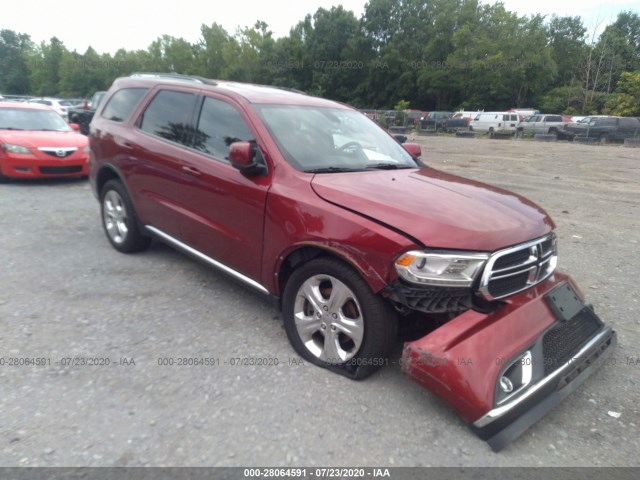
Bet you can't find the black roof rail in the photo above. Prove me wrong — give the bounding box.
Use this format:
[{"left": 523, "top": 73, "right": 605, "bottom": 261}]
[{"left": 129, "top": 72, "right": 217, "bottom": 86}]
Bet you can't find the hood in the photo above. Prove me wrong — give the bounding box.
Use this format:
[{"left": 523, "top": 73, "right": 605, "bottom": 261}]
[
  {"left": 311, "top": 167, "right": 554, "bottom": 252},
  {"left": 0, "top": 130, "right": 88, "bottom": 149}
]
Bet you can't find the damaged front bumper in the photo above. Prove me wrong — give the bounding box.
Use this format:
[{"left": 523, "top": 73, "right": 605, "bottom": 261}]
[{"left": 400, "top": 273, "right": 616, "bottom": 451}]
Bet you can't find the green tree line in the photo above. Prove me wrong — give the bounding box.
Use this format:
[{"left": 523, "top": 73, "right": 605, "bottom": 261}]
[{"left": 1, "top": 0, "right": 639, "bottom": 115}]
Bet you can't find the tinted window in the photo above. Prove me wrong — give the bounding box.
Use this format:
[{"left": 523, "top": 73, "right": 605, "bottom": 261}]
[
  {"left": 619, "top": 118, "right": 640, "bottom": 129},
  {"left": 596, "top": 118, "right": 616, "bottom": 127},
  {"left": 102, "top": 88, "right": 148, "bottom": 123},
  {"left": 546, "top": 115, "right": 563, "bottom": 122},
  {"left": 194, "top": 97, "right": 254, "bottom": 159},
  {"left": 139, "top": 90, "right": 197, "bottom": 145}
]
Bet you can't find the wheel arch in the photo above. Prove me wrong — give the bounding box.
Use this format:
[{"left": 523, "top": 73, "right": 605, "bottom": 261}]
[
  {"left": 95, "top": 164, "right": 125, "bottom": 199},
  {"left": 275, "top": 244, "right": 387, "bottom": 306},
  {"left": 96, "top": 165, "right": 148, "bottom": 235}
]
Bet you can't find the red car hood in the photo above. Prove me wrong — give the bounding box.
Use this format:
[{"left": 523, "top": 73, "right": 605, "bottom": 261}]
[
  {"left": 311, "top": 167, "right": 554, "bottom": 251},
  {"left": 0, "top": 130, "right": 88, "bottom": 148}
]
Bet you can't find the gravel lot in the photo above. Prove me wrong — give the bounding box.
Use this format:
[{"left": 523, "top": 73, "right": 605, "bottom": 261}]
[{"left": 0, "top": 136, "right": 639, "bottom": 467}]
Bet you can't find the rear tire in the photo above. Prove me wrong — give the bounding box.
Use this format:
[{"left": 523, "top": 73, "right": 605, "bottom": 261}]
[
  {"left": 100, "top": 180, "right": 151, "bottom": 253},
  {"left": 282, "top": 257, "right": 398, "bottom": 380}
]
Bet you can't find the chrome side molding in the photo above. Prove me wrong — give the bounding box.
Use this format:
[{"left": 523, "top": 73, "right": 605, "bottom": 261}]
[{"left": 145, "top": 225, "right": 269, "bottom": 295}]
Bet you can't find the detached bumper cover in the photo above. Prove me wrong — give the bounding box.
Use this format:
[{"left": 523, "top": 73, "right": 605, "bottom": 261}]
[
  {"left": 472, "top": 325, "right": 615, "bottom": 451},
  {"left": 401, "top": 273, "right": 616, "bottom": 451}
]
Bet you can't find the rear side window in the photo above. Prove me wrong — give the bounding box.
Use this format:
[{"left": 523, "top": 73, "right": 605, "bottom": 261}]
[
  {"left": 102, "top": 88, "right": 148, "bottom": 122},
  {"left": 546, "top": 115, "right": 563, "bottom": 122},
  {"left": 619, "top": 118, "right": 640, "bottom": 129},
  {"left": 194, "top": 97, "right": 254, "bottom": 160},
  {"left": 597, "top": 118, "right": 616, "bottom": 127},
  {"left": 139, "top": 90, "right": 197, "bottom": 145}
]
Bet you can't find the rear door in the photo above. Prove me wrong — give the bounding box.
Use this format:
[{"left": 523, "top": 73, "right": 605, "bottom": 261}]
[{"left": 127, "top": 87, "right": 200, "bottom": 239}]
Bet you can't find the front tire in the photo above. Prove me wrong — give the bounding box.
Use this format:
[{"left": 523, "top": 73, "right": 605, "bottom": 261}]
[
  {"left": 100, "top": 180, "right": 151, "bottom": 253},
  {"left": 282, "top": 257, "right": 398, "bottom": 379}
]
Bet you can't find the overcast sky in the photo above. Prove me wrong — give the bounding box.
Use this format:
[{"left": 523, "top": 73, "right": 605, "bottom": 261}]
[{"left": 4, "top": 0, "right": 639, "bottom": 55}]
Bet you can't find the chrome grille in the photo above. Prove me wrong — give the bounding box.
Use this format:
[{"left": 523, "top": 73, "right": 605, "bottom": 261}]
[{"left": 479, "top": 234, "right": 557, "bottom": 300}]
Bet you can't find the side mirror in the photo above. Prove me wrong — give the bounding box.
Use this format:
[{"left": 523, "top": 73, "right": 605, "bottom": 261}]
[
  {"left": 69, "top": 123, "right": 80, "bottom": 132},
  {"left": 229, "top": 141, "right": 267, "bottom": 176},
  {"left": 402, "top": 142, "right": 422, "bottom": 159}
]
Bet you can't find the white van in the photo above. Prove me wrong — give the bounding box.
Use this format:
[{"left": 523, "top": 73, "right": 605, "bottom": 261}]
[{"left": 470, "top": 112, "right": 520, "bottom": 136}]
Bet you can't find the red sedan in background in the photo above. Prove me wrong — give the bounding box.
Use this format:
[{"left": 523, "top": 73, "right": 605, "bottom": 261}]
[{"left": 0, "top": 101, "right": 89, "bottom": 181}]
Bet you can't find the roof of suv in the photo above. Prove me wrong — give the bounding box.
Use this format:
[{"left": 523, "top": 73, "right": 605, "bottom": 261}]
[{"left": 113, "top": 73, "right": 343, "bottom": 108}]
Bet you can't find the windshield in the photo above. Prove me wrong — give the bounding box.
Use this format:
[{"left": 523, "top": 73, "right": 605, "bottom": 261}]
[
  {"left": 0, "top": 108, "right": 72, "bottom": 131},
  {"left": 254, "top": 105, "right": 418, "bottom": 172}
]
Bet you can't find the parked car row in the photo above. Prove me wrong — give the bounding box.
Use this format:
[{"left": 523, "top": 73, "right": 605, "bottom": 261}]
[{"left": 421, "top": 110, "right": 640, "bottom": 143}]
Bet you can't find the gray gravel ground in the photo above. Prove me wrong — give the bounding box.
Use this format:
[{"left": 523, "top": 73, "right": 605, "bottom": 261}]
[{"left": 0, "top": 136, "right": 639, "bottom": 467}]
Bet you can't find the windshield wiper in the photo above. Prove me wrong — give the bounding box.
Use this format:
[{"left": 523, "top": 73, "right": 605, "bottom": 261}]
[
  {"left": 304, "top": 166, "right": 364, "bottom": 173},
  {"left": 365, "top": 163, "right": 413, "bottom": 170},
  {"left": 0, "top": 127, "right": 25, "bottom": 130}
]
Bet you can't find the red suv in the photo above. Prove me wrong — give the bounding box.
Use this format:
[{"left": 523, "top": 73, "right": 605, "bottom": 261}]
[{"left": 89, "top": 73, "right": 615, "bottom": 451}]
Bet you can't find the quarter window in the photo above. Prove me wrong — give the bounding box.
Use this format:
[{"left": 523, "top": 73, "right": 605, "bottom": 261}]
[
  {"left": 194, "top": 97, "right": 254, "bottom": 160},
  {"left": 139, "top": 90, "right": 197, "bottom": 145},
  {"left": 102, "top": 88, "right": 148, "bottom": 123}
]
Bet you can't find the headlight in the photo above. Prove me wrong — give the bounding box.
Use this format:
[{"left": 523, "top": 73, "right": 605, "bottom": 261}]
[
  {"left": 2, "top": 143, "right": 31, "bottom": 154},
  {"left": 395, "top": 251, "right": 489, "bottom": 287},
  {"left": 83, "top": 146, "right": 90, "bottom": 153}
]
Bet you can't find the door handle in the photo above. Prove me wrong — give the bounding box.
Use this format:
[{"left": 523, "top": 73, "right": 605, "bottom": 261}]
[{"left": 182, "top": 166, "right": 202, "bottom": 177}]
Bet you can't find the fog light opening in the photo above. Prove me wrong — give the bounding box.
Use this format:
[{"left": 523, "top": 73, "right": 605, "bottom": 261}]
[
  {"left": 500, "top": 376, "right": 514, "bottom": 393},
  {"left": 496, "top": 350, "right": 533, "bottom": 405}
]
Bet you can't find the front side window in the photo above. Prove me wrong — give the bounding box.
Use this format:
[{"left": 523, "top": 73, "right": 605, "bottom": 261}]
[
  {"left": 193, "top": 97, "right": 254, "bottom": 160},
  {"left": 102, "top": 88, "right": 148, "bottom": 123},
  {"left": 255, "top": 105, "right": 418, "bottom": 172},
  {"left": 139, "top": 90, "right": 197, "bottom": 145}
]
